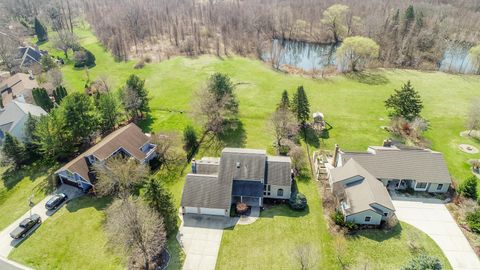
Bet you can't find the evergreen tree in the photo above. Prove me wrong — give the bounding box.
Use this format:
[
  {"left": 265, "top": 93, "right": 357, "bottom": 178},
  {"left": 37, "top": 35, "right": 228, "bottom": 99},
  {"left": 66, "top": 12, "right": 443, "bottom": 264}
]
[
  {"left": 183, "top": 125, "right": 198, "bottom": 160},
  {"left": 34, "top": 17, "right": 48, "bottom": 42},
  {"left": 32, "top": 88, "right": 54, "bottom": 112},
  {"left": 207, "top": 73, "right": 238, "bottom": 115},
  {"left": 278, "top": 90, "right": 290, "bottom": 110},
  {"left": 96, "top": 92, "right": 121, "bottom": 133},
  {"left": 144, "top": 178, "right": 178, "bottom": 235},
  {"left": 460, "top": 176, "right": 478, "bottom": 200},
  {"left": 120, "top": 74, "right": 149, "bottom": 120},
  {"left": 24, "top": 113, "right": 39, "bottom": 143},
  {"left": 385, "top": 81, "right": 423, "bottom": 121},
  {"left": 34, "top": 109, "right": 74, "bottom": 159},
  {"left": 41, "top": 56, "right": 56, "bottom": 71},
  {"left": 53, "top": 85, "right": 68, "bottom": 104},
  {"left": 405, "top": 5, "right": 415, "bottom": 23},
  {"left": 291, "top": 86, "right": 310, "bottom": 126},
  {"left": 61, "top": 92, "right": 99, "bottom": 144},
  {"left": 2, "top": 133, "right": 27, "bottom": 167}
]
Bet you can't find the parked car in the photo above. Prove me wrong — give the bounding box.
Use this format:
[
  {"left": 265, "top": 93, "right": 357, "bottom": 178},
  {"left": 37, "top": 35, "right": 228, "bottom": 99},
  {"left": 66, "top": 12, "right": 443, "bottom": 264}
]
[
  {"left": 45, "top": 193, "right": 68, "bottom": 210},
  {"left": 9, "top": 214, "right": 42, "bottom": 239}
]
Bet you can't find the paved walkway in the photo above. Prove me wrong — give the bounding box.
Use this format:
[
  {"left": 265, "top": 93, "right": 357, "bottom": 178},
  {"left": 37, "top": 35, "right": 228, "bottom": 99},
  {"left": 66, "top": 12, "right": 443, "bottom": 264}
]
[
  {"left": 392, "top": 198, "right": 480, "bottom": 270},
  {"left": 0, "top": 185, "right": 83, "bottom": 258}
]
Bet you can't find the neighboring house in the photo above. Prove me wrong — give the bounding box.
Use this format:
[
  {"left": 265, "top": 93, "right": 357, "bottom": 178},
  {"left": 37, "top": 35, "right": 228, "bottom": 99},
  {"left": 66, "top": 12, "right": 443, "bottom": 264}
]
[
  {"left": 325, "top": 141, "right": 452, "bottom": 225},
  {"left": 17, "top": 46, "right": 45, "bottom": 68},
  {"left": 0, "top": 100, "right": 46, "bottom": 142},
  {"left": 329, "top": 159, "right": 395, "bottom": 225},
  {"left": 181, "top": 148, "right": 293, "bottom": 216},
  {"left": 0, "top": 73, "right": 44, "bottom": 106},
  {"left": 54, "top": 123, "right": 157, "bottom": 192}
]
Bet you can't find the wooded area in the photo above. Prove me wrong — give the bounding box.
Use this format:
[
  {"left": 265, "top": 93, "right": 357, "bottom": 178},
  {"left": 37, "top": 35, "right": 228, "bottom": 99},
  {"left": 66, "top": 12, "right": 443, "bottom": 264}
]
[{"left": 2, "top": 0, "right": 480, "bottom": 69}]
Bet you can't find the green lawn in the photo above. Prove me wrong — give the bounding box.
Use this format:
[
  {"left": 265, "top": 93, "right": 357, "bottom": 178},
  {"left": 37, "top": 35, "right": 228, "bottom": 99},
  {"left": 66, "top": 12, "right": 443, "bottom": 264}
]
[
  {"left": 346, "top": 222, "right": 452, "bottom": 269},
  {"left": 0, "top": 163, "right": 54, "bottom": 231},
  {"left": 217, "top": 179, "right": 337, "bottom": 269},
  {"left": 9, "top": 197, "right": 124, "bottom": 270},
  {"left": 16, "top": 25, "right": 480, "bottom": 269}
]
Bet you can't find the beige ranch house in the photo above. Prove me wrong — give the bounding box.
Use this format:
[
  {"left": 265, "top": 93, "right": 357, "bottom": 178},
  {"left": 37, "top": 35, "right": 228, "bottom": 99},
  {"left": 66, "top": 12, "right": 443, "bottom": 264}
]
[
  {"left": 326, "top": 141, "right": 452, "bottom": 225},
  {"left": 181, "top": 148, "right": 293, "bottom": 216}
]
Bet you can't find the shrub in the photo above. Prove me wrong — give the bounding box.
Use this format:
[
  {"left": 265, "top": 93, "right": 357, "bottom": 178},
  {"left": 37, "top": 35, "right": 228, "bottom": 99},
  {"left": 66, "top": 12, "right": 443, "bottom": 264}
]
[
  {"left": 73, "top": 48, "right": 96, "bottom": 68},
  {"left": 400, "top": 254, "right": 442, "bottom": 270},
  {"left": 236, "top": 202, "right": 248, "bottom": 214},
  {"left": 459, "top": 176, "right": 478, "bottom": 200},
  {"left": 344, "top": 221, "right": 358, "bottom": 231},
  {"left": 289, "top": 192, "right": 307, "bottom": 210},
  {"left": 466, "top": 209, "right": 480, "bottom": 233},
  {"left": 331, "top": 211, "right": 345, "bottom": 226}
]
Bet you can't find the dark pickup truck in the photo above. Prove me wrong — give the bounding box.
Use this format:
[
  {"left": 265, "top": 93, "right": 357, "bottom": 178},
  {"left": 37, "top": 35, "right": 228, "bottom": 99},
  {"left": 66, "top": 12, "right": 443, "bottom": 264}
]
[{"left": 9, "top": 214, "right": 42, "bottom": 239}]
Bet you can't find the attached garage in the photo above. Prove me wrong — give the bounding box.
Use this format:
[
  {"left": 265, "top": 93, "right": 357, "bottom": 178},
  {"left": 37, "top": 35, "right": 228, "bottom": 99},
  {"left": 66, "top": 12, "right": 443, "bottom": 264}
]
[{"left": 183, "top": 206, "right": 227, "bottom": 216}]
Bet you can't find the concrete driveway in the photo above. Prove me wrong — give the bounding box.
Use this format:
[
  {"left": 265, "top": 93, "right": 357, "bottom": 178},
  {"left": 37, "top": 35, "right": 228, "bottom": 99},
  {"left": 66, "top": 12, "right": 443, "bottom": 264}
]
[
  {"left": 0, "top": 185, "right": 83, "bottom": 258},
  {"left": 392, "top": 198, "right": 480, "bottom": 270},
  {"left": 177, "top": 214, "right": 235, "bottom": 270}
]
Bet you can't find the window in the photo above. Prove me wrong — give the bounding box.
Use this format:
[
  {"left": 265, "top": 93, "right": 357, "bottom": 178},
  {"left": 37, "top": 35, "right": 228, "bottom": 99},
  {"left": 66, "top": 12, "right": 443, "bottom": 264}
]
[
  {"left": 437, "top": 184, "right": 444, "bottom": 191},
  {"left": 383, "top": 212, "right": 388, "bottom": 217},
  {"left": 277, "top": 188, "right": 284, "bottom": 197},
  {"left": 365, "top": 216, "right": 371, "bottom": 222},
  {"left": 416, "top": 182, "right": 428, "bottom": 189}
]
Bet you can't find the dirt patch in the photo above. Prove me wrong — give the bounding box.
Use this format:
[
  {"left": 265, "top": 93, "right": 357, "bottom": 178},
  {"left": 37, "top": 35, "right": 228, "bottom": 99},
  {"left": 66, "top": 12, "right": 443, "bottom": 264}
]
[
  {"left": 460, "top": 130, "right": 480, "bottom": 138},
  {"left": 459, "top": 144, "right": 479, "bottom": 154}
]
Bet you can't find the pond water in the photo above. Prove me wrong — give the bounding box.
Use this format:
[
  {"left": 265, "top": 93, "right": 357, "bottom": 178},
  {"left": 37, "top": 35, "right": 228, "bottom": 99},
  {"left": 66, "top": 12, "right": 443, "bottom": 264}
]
[
  {"left": 261, "top": 39, "right": 338, "bottom": 71},
  {"left": 439, "top": 44, "right": 477, "bottom": 74},
  {"left": 263, "top": 39, "right": 478, "bottom": 74}
]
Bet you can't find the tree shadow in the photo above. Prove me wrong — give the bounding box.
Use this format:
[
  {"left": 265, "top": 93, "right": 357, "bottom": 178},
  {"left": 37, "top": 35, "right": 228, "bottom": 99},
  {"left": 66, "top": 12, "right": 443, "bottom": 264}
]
[
  {"left": 217, "top": 119, "right": 246, "bottom": 148},
  {"left": 345, "top": 72, "right": 390, "bottom": 85},
  {"left": 137, "top": 113, "right": 157, "bottom": 133},
  {"left": 261, "top": 203, "right": 309, "bottom": 218},
  {"left": 348, "top": 222, "right": 403, "bottom": 242},
  {"left": 304, "top": 126, "right": 320, "bottom": 148},
  {"left": 1, "top": 161, "right": 57, "bottom": 190},
  {"left": 65, "top": 196, "right": 112, "bottom": 213}
]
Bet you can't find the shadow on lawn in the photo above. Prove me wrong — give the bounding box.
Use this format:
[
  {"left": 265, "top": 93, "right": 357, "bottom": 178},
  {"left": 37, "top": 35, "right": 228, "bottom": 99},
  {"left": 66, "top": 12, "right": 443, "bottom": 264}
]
[
  {"left": 2, "top": 162, "right": 57, "bottom": 191},
  {"left": 137, "top": 113, "right": 158, "bottom": 133},
  {"left": 66, "top": 196, "right": 112, "bottom": 213},
  {"left": 261, "top": 204, "right": 310, "bottom": 219},
  {"left": 348, "top": 222, "right": 403, "bottom": 242},
  {"left": 345, "top": 72, "right": 390, "bottom": 85},
  {"left": 217, "top": 119, "right": 247, "bottom": 148}
]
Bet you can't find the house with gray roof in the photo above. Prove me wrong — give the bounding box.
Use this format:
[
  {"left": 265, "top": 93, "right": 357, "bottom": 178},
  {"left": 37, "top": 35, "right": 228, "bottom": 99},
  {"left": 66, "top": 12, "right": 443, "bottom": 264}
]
[
  {"left": 17, "top": 46, "right": 45, "bottom": 68},
  {"left": 181, "top": 148, "right": 293, "bottom": 216},
  {"left": 0, "top": 100, "right": 47, "bottom": 142},
  {"left": 325, "top": 141, "right": 452, "bottom": 225}
]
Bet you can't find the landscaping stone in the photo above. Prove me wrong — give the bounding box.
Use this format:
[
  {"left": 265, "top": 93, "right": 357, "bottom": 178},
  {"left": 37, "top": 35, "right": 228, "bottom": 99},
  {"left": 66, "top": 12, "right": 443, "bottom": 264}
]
[{"left": 459, "top": 144, "right": 479, "bottom": 154}]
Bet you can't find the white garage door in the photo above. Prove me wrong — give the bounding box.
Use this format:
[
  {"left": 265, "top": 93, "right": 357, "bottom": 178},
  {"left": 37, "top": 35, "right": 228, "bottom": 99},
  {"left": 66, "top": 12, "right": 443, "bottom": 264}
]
[
  {"left": 200, "top": 208, "right": 225, "bottom": 216},
  {"left": 184, "top": 207, "right": 200, "bottom": 214}
]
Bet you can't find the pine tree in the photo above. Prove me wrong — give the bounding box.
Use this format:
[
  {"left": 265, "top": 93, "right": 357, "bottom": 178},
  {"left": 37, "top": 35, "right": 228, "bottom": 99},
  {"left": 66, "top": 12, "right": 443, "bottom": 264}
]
[
  {"left": 278, "top": 90, "right": 290, "bottom": 110},
  {"left": 61, "top": 92, "right": 99, "bottom": 144},
  {"left": 183, "top": 125, "right": 198, "bottom": 160},
  {"left": 53, "top": 85, "right": 68, "bottom": 104},
  {"left": 291, "top": 86, "right": 310, "bottom": 126},
  {"left": 385, "top": 81, "right": 423, "bottom": 121},
  {"left": 34, "top": 17, "right": 48, "bottom": 42},
  {"left": 24, "top": 113, "right": 38, "bottom": 143},
  {"left": 32, "top": 88, "right": 54, "bottom": 112},
  {"left": 96, "top": 92, "right": 121, "bottom": 133},
  {"left": 144, "top": 178, "right": 178, "bottom": 235},
  {"left": 2, "top": 133, "right": 27, "bottom": 167},
  {"left": 120, "top": 74, "right": 149, "bottom": 120}
]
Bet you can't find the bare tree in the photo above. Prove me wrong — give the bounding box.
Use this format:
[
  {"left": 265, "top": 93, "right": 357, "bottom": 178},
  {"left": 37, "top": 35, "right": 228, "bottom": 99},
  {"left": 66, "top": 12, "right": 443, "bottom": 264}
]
[
  {"left": 288, "top": 143, "right": 307, "bottom": 176},
  {"left": 292, "top": 244, "right": 318, "bottom": 270},
  {"left": 105, "top": 197, "right": 166, "bottom": 270},
  {"left": 93, "top": 156, "right": 149, "bottom": 199},
  {"left": 0, "top": 34, "right": 19, "bottom": 72},
  {"left": 271, "top": 108, "right": 299, "bottom": 153},
  {"left": 466, "top": 98, "right": 480, "bottom": 135},
  {"left": 150, "top": 132, "right": 184, "bottom": 169},
  {"left": 47, "top": 68, "right": 63, "bottom": 88},
  {"left": 52, "top": 30, "right": 79, "bottom": 59}
]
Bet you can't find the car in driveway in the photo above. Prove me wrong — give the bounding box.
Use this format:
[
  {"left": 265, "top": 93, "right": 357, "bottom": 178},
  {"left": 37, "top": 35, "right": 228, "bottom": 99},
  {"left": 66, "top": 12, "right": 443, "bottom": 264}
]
[
  {"left": 45, "top": 193, "right": 68, "bottom": 210},
  {"left": 9, "top": 214, "right": 42, "bottom": 239}
]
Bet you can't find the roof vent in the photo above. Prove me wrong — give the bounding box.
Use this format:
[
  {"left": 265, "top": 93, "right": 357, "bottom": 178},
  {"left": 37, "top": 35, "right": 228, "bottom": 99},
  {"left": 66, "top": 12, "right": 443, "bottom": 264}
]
[{"left": 383, "top": 139, "right": 393, "bottom": 147}]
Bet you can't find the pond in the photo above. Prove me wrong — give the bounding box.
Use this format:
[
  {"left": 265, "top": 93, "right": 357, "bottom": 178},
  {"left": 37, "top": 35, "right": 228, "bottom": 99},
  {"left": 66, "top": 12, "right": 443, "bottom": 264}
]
[
  {"left": 439, "top": 44, "right": 478, "bottom": 74},
  {"left": 261, "top": 39, "right": 338, "bottom": 71},
  {"left": 263, "top": 39, "right": 478, "bottom": 74}
]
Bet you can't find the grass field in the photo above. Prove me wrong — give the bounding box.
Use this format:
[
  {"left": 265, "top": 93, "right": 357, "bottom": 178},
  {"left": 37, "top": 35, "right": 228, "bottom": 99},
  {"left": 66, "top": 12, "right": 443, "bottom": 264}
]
[
  {"left": 346, "top": 222, "right": 451, "bottom": 269},
  {"left": 0, "top": 163, "right": 55, "bottom": 231},
  {"left": 12, "top": 25, "right": 479, "bottom": 269}
]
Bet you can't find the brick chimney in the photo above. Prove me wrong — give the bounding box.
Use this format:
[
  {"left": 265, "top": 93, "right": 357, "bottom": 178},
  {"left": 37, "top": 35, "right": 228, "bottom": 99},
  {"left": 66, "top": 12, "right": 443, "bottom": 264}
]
[
  {"left": 332, "top": 144, "right": 340, "bottom": 167},
  {"left": 191, "top": 159, "right": 197, "bottom": 173}
]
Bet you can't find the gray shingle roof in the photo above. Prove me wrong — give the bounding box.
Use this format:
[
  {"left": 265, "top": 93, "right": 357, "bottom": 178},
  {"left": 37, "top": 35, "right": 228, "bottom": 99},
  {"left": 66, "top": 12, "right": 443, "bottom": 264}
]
[
  {"left": 341, "top": 146, "right": 451, "bottom": 184},
  {"left": 331, "top": 159, "right": 395, "bottom": 215},
  {"left": 181, "top": 174, "right": 224, "bottom": 208},
  {"left": 232, "top": 180, "right": 264, "bottom": 197},
  {"left": 195, "top": 157, "right": 220, "bottom": 175},
  {"left": 266, "top": 156, "right": 292, "bottom": 186},
  {"left": 181, "top": 148, "right": 292, "bottom": 210}
]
